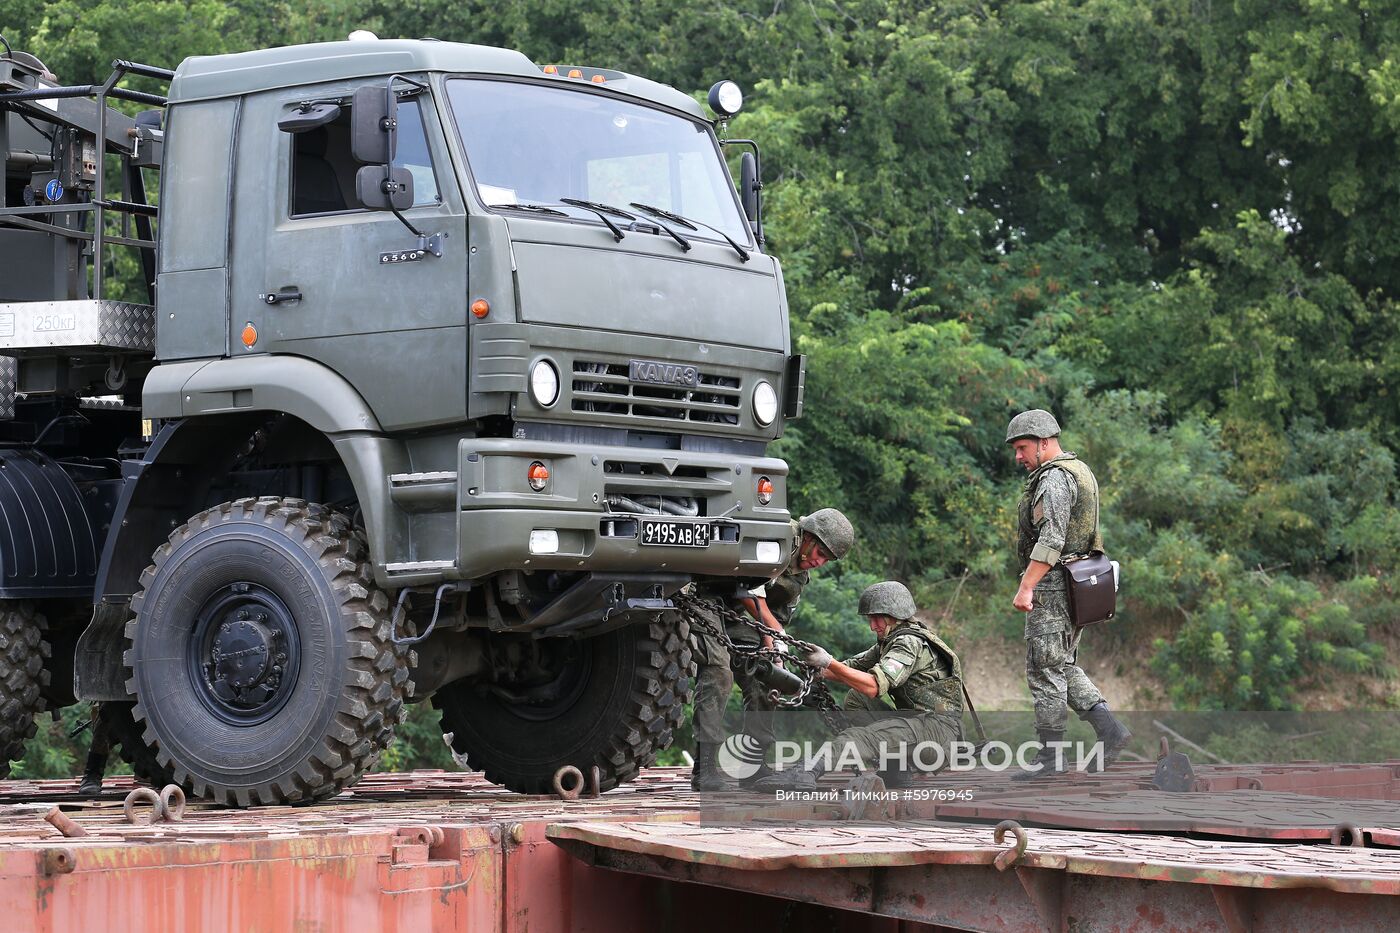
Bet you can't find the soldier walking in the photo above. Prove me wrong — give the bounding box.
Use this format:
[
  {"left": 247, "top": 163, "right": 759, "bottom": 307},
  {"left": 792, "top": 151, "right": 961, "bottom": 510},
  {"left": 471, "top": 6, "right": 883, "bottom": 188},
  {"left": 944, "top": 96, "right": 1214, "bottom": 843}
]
[
  {"left": 688, "top": 508, "right": 853, "bottom": 791},
  {"left": 1005, "top": 409, "right": 1130, "bottom": 779},
  {"left": 757, "top": 581, "right": 965, "bottom": 790}
]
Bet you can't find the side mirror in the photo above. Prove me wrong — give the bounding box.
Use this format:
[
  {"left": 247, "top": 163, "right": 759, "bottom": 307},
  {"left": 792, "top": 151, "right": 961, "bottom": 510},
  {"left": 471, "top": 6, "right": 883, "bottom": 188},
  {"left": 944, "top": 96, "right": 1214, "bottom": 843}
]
[
  {"left": 351, "top": 84, "right": 397, "bottom": 164},
  {"left": 355, "top": 165, "right": 414, "bottom": 211},
  {"left": 739, "top": 151, "right": 759, "bottom": 223},
  {"left": 278, "top": 102, "right": 340, "bottom": 134}
]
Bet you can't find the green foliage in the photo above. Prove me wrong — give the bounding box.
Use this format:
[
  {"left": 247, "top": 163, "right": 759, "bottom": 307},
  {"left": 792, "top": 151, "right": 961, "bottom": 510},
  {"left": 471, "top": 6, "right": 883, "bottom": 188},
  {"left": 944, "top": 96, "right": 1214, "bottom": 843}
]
[
  {"left": 0, "top": 0, "right": 1396, "bottom": 748},
  {"left": 372, "top": 702, "right": 458, "bottom": 773},
  {"left": 1152, "top": 569, "right": 1388, "bottom": 710}
]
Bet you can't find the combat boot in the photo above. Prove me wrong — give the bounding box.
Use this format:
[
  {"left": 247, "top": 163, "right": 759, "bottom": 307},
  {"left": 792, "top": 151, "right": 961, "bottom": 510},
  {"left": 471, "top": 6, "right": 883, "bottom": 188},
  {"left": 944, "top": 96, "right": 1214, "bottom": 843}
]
[
  {"left": 78, "top": 749, "right": 108, "bottom": 797},
  {"left": 1082, "top": 702, "right": 1132, "bottom": 771},
  {"left": 691, "top": 743, "right": 739, "bottom": 792},
  {"left": 1011, "top": 729, "right": 1069, "bottom": 781}
]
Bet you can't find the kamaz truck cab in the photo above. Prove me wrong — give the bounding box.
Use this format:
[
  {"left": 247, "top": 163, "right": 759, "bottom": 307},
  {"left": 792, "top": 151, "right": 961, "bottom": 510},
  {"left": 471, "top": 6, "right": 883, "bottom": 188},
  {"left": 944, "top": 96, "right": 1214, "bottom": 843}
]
[{"left": 0, "top": 37, "right": 802, "bottom": 802}]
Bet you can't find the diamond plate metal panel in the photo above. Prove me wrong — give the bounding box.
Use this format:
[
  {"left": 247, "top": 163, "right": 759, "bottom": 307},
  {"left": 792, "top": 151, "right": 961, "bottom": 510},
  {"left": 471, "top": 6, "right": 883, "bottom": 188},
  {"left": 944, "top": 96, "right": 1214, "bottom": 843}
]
[
  {"left": 0, "top": 356, "right": 14, "bottom": 420},
  {"left": 0, "top": 299, "right": 155, "bottom": 354}
]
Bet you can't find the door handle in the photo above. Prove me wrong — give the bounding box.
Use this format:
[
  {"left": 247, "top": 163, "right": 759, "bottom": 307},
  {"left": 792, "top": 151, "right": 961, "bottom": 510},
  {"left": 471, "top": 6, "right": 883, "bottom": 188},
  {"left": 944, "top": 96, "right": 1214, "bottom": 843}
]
[{"left": 264, "top": 287, "right": 303, "bottom": 305}]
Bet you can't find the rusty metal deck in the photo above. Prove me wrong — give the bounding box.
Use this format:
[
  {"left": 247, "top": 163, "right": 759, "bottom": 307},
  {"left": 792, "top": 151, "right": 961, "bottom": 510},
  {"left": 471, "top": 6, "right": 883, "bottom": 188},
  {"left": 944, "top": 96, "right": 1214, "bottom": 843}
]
[
  {"left": 551, "top": 818, "right": 1400, "bottom": 931},
  {"left": 1, "top": 764, "right": 1399, "bottom": 931}
]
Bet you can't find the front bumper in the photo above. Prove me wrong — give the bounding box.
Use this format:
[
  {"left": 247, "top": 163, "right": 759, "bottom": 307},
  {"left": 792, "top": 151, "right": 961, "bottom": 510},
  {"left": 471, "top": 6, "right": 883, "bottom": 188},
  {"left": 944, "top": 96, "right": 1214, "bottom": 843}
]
[{"left": 450, "top": 437, "right": 792, "bottom": 581}]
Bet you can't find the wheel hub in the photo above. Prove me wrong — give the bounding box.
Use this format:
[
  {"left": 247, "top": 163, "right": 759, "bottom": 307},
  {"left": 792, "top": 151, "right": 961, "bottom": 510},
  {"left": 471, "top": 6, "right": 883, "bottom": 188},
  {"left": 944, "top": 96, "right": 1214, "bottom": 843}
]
[
  {"left": 212, "top": 616, "right": 277, "bottom": 695},
  {"left": 189, "top": 583, "right": 300, "bottom": 725}
]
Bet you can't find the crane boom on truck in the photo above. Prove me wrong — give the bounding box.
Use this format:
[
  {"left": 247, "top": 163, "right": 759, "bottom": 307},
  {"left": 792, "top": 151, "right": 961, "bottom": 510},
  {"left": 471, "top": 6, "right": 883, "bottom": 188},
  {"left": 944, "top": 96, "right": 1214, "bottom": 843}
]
[{"left": 0, "top": 36, "right": 802, "bottom": 805}]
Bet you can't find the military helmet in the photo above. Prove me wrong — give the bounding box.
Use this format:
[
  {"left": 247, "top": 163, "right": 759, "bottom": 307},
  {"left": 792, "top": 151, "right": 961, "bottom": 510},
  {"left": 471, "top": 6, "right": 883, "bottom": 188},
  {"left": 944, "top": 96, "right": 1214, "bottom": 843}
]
[
  {"left": 858, "top": 581, "right": 917, "bottom": 620},
  {"left": 798, "top": 508, "right": 854, "bottom": 560},
  {"left": 1005, "top": 409, "right": 1061, "bottom": 444}
]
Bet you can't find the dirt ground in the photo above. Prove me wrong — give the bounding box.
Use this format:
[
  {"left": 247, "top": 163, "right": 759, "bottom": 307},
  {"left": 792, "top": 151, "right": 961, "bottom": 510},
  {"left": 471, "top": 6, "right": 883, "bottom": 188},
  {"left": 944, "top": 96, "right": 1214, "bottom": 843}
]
[{"left": 956, "top": 630, "right": 1152, "bottom": 711}]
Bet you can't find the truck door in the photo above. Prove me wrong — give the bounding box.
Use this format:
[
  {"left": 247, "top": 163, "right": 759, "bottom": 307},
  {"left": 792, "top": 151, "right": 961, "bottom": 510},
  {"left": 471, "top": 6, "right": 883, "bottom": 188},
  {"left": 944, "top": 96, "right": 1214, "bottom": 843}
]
[{"left": 228, "top": 85, "right": 468, "bottom": 432}]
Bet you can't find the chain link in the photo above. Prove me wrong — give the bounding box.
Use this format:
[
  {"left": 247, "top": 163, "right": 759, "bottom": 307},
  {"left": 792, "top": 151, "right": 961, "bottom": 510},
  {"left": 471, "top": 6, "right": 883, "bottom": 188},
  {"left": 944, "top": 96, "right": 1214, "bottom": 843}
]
[{"left": 674, "top": 592, "right": 840, "bottom": 720}]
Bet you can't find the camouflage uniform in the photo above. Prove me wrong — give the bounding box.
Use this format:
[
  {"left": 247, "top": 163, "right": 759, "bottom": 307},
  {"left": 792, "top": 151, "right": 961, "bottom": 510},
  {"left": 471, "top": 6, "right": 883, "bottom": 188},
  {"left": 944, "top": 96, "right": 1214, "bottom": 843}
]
[
  {"left": 690, "top": 521, "right": 809, "bottom": 745},
  {"left": 826, "top": 624, "right": 965, "bottom": 771},
  {"left": 1018, "top": 453, "right": 1106, "bottom": 733}
]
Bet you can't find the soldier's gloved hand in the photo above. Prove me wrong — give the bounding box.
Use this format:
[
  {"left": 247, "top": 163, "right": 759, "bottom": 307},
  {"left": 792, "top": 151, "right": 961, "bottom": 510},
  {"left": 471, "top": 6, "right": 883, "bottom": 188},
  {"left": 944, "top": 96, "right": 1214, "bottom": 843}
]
[{"left": 801, "top": 645, "right": 833, "bottom": 669}]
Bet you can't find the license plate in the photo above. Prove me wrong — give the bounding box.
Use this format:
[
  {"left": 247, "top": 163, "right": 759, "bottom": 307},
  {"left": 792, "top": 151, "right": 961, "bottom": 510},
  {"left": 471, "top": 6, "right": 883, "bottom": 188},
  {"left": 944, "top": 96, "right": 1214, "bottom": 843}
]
[{"left": 639, "top": 518, "right": 711, "bottom": 548}]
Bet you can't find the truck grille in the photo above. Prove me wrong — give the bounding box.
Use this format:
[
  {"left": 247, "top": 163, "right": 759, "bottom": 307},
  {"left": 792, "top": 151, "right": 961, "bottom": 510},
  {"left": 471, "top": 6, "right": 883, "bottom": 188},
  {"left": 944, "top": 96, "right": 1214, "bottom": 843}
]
[{"left": 571, "top": 361, "right": 741, "bottom": 425}]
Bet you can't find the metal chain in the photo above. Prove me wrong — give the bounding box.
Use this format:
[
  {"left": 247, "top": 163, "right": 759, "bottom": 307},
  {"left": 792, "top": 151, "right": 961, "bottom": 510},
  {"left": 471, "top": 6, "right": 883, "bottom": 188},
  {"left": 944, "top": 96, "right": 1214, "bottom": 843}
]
[{"left": 674, "top": 592, "right": 840, "bottom": 720}]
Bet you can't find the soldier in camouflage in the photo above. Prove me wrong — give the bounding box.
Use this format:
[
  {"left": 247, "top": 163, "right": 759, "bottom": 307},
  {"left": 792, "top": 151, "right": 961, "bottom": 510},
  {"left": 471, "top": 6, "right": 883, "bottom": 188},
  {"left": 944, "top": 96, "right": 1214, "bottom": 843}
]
[
  {"left": 756, "top": 581, "right": 966, "bottom": 791},
  {"left": 688, "top": 508, "right": 854, "bottom": 791},
  {"left": 1006, "top": 409, "right": 1131, "bottom": 779}
]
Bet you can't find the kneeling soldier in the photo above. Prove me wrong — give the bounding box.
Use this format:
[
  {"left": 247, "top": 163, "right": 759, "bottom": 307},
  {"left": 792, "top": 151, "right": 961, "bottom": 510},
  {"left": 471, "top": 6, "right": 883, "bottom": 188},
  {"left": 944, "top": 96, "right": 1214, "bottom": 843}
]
[
  {"left": 689, "top": 508, "right": 854, "bottom": 791},
  {"left": 757, "top": 581, "right": 964, "bottom": 791}
]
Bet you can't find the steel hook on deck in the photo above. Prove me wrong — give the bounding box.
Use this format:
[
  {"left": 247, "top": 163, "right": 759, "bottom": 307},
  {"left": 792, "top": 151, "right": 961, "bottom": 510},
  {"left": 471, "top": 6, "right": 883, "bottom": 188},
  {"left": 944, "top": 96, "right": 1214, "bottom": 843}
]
[
  {"left": 993, "top": 819, "right": 1028, "bottom": 871},
  {"left": 1330, "top": 822, "right": 1367, "bottom": 848},
  {"left": 553, "top": 765, "right": 585, "bottom": 801}
]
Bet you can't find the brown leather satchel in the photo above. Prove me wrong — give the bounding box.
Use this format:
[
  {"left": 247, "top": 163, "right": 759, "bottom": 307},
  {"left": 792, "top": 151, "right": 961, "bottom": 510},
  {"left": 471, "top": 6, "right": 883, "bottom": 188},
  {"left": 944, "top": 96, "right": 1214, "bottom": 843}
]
[{"left": 1063, "top": 552, "right": 1116, "bottom": 629}]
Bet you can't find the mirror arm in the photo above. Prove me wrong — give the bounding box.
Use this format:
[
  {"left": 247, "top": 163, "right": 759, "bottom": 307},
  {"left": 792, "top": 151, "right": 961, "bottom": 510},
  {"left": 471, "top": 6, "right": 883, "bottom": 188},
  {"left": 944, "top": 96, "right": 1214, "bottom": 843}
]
[{"left": 721, "top": 138, "right": 764, "bottom": 247}]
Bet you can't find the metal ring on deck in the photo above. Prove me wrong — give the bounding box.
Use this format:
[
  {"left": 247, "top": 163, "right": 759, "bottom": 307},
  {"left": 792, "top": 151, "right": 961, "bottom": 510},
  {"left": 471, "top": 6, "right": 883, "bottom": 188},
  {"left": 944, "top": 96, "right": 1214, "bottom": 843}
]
[
  {"left": 553, "top": 765, "right": 584, "bottom": 801},
  {"left": 993, "top": 819, "right": 1028, "bottom": 871},
  {"left": 1330, "top": 822, "right": 1366, "bottom": 848},
  {"left": 159, "top": 785, "right": 186, "bottom": 822},
  {"left": 123, "top": 786, "right": 163, "bottom": 824}
]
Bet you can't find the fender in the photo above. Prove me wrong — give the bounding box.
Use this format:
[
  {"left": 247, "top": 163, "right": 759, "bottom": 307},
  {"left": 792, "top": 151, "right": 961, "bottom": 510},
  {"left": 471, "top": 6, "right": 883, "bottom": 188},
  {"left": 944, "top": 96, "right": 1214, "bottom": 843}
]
[
  {"left": 0, "top": 448, "right": 104, "bottom": 598},
  {"left": 142, "top": 355, "right": 382, "bottom": 434}
]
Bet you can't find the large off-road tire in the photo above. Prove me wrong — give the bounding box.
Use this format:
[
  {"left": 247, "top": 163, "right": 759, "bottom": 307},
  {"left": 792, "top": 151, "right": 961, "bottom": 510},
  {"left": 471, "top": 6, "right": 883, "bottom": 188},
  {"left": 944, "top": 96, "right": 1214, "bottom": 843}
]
[
  {"left": 125, "top": 497, "right": 412, "bottom": 806},
  {"left": 0, "top": 602, "right": 50, "bottom": 778},
  {"left": 435, "top": 615, "right": 694, "bottom": 794},
  {"left": 101, "top": 701, "right": 175, "bottom": 786}
]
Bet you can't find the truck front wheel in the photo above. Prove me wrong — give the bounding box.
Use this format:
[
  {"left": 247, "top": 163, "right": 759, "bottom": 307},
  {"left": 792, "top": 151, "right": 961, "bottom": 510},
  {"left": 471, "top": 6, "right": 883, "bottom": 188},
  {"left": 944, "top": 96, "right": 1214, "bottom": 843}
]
[
  {"left": 434, "top": 616, "right": 693, "bottom": 794},
  {"left": 0, "top": 602, "right": 50, "bottom": 778},
  {"left": 125, "top": 498, "right": 411, "bottom": 805}
]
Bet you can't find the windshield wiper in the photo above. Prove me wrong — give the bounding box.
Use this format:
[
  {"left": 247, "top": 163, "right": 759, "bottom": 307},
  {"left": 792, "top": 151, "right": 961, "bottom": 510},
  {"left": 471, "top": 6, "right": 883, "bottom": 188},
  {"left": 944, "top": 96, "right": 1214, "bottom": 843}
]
[
  {"left": 490, "top": 202, "right": 569, "bottom": 217},
  {"left": 559, "top": 197, "right": 633, "bottom": 242},
  {"left": 630, "top": 202, "right": 750, "bottom": 262}
]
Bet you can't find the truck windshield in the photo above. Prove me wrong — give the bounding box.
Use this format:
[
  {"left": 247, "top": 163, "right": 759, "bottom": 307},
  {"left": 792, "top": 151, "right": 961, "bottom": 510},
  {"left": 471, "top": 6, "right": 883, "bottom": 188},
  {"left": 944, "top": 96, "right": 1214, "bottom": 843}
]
[{"left": 446, "top": 79, "right": 750, "bottom": 246}]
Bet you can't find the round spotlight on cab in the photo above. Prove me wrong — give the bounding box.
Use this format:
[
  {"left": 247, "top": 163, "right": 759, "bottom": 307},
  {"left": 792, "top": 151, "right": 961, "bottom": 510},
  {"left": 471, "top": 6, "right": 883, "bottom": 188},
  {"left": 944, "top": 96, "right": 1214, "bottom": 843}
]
[
  {"left": 707, "top": 81, "right": 744, "bottom": 118},
  {"left": 752, "top": 380, "right": 778, "bottom": 426},
  {"left": 530, "top": 359, "right": 560, "bottom": 407}
]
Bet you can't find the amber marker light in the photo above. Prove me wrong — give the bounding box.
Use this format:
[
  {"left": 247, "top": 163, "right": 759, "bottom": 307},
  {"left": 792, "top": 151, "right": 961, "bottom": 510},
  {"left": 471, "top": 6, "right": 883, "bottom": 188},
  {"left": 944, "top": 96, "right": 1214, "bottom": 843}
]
[
  {"left": 568, "top": 69, "right": 583, "bottom": 79},
  {"left": 590, "top": 74, "right": 606, "bottom": 83},
  {"left": 241, "top": 323, "right": 258, "bottom": 348},
  {"left": 756, "top": 476, "right": 774, "bottom": 505},
  {"left": 471, "top": 299, "right": 490, "bottom": 319},
  {"left": 543, "top": 65, "right": 559, "bottom": 75},
  {"left": 528, "top": 461, "right": 550, "bottom": 491}
]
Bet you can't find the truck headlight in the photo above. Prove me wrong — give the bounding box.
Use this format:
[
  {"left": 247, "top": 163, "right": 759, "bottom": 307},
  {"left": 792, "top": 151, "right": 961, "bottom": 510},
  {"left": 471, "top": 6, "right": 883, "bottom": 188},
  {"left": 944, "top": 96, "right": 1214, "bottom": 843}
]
[
  {"left": 530, "top": 360, "right": 559, "bottom": 407},
  {"left": 752, "top": 381, "right": 778, "bottom": 426}
]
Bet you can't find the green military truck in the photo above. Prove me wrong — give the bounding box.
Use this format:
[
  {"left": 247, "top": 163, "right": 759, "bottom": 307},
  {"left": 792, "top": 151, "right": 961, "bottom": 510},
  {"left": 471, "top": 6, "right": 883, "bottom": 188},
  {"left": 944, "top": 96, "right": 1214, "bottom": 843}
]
[{"left": 0, "top": 36, "right": 802, "bottom": 804}]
